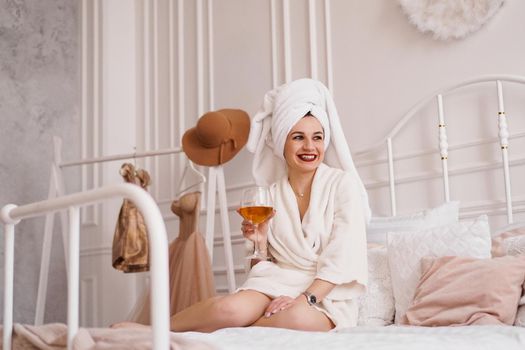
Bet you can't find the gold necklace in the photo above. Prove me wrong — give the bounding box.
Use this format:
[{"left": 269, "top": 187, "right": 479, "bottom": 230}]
[
  {"left": 290, "top": 184, "right": 305, "bottom": 198},
  {"left": 289, "top": 178, "right": 308, "bottom": 198},
  {"left": 294, "top": 191, "right": 305, "bottom": 198}
]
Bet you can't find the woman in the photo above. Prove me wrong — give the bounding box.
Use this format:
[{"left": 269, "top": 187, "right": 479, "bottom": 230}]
[{"left": 115, "top": 78, "right": 369, "bottom": 332}]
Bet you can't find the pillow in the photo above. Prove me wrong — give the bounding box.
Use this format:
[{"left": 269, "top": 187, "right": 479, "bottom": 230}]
[
  {"left": 507, "top": 236, "right": 525, "bottom": 326},
  {"left": 516, "top": 282, "right": 525, "bottom": 327},
  {"left": 402, "top": 255, "right": 525, "bottom": 326},
  {"left": 367, "top": 201, "right": 459, "bottom": 244},
  {"left": 491, "top": 227, "right": 525, "bottom": 327},
  {"left": 491, "top": 227, "right": 525, "bottom": 257},
  {"left": 387, "top": 215, "right": 491, "bottom": 323},
  {"left": 503, "top": 235, "right": 525, "bottom": 256},
  {"left": 357, "top": 246, "right": 395, "bottom": 326}
]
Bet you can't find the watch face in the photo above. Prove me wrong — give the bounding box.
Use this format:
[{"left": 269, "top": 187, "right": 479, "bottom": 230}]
[{"left": 309, "top": 294, "right": 317, "bottom": 304}]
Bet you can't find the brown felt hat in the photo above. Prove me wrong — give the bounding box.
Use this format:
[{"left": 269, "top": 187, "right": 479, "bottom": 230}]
[{"left": 182, "top": 109, "right": 250, "bottom": 166}]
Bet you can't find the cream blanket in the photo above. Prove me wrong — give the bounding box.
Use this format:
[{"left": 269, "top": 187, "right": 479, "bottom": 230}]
[
  {"left": 240, "top": 164, "right": 368, "bottom": 328},
  {"left": 2, "top": 323, "right": 216, "bottom": 350}
]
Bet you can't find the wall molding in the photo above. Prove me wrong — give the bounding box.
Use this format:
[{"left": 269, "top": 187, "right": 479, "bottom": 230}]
[
  {"left": 207, "top": 0, "right": 215, "bottom": 111},
  {"left": 270, "top": 0, "right": 278, "bottom": 88},
  {"left": 80, "top": 0, "right": 102, "bottom": 226},
  {"left": 324, "top": 0, "right": 333, "bottom": 92},
  {"left": 212, "top": 264, "right": 245, "bottom": 275},
  {"left": 80, "top": 245, "right": 111, "bottom": 257},
  {"left": 80, "top": 275, "right": 99, "bottom": 326},
  {"left": 283, "top": 0, "right": 291, "bottom": 82},
  {"left": 173, "top": 0, "right": 186, "bottom": 197},
  {"left": 153, "top": 0, "right": 160, "bottom": 200},
  {"left": 308, "top": 0, "right": 318, "bottom": 79}
]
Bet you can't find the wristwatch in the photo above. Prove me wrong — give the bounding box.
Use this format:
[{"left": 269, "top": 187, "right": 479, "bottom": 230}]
[{"left": 302, "top": 291, "right": 318, "bottom": 306}]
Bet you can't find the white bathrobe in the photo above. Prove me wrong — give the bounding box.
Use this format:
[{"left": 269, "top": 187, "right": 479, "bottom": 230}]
[{"left": 239, "top": 163, "right": 368, "bottom": 328}]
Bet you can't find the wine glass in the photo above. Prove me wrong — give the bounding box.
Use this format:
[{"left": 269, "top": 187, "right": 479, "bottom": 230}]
[{"left": 238, "top": 186, "right": 273, "bottom": 260}]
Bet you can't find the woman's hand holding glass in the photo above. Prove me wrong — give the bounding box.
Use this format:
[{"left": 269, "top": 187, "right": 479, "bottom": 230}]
[
  {"left": 240, "top": 211, "right": 275, "bottom": 256},
  {"left": 238, "top": 186, "right": 274, "bottom": 260}
]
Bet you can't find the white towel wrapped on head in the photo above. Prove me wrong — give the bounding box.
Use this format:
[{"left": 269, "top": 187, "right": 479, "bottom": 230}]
[{"left": 247, "top": 78, "right": 371, "bottom": 222}]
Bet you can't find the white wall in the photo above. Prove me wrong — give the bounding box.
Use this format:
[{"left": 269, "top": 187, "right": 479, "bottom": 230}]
[{"left": 78, "top": 0, "right": 525, "bottom": 326}]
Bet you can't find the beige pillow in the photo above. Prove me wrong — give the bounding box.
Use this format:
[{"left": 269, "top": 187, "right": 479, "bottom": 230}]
[
  {"left": 402, "top": 255, "right": 525, "bottom": 326},
  {"left": 491, "top": 227, "right": 525, "bottom": 326}
]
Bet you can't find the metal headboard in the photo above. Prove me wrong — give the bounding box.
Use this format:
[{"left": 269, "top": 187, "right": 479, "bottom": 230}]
[{"left": 356, "top": 74, "right": 525, "bottom": 223}]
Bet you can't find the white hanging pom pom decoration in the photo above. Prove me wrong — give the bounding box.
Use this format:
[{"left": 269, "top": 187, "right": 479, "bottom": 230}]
[{"left": 399, "top": 0, "right": 505, "bottom": 40}]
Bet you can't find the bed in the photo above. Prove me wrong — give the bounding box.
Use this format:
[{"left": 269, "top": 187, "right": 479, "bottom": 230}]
[
  {"left": 2, "top": 74, "right": 525, "bottom": 349},
  {"left": 178, "top": 74, "right": 525, "bottom": 349}
]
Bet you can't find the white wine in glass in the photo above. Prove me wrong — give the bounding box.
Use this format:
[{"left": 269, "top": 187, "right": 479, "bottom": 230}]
[{"left": 239, "top": 186, "right": 273, "bottom": 260}]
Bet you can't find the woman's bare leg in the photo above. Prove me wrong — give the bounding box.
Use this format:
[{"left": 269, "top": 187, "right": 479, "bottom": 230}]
[
  {"left": 251, "top": 301, "right": 334, "bottom": 331},
  {"left": 170, "top": 290, "right": 271, "bottom": 332}
]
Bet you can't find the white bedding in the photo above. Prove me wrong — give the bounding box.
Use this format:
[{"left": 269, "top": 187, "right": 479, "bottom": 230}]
[{"left": 181, "top": 325, "right": 525, "bottom": 350}]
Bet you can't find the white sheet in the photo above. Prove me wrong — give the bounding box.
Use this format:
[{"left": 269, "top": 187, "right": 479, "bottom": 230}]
[{"left": 180, "top": 325, "right": 525, "bottom": 350}]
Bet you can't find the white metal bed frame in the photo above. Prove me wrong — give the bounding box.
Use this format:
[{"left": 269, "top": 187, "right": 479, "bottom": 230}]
[
  {"left": 1, "top": 183, "right": 171, "bottom": 350},
  {"left": 354, "top": 74, "right": 525, "bottom": 223}
]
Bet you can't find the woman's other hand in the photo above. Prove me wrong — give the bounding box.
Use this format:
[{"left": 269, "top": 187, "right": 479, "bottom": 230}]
[{"left": 263, "top": 294, "right": 306, "bottom": 317}]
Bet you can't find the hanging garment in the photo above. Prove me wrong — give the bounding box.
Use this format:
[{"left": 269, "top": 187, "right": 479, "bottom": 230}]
[
  {"left": 129, "top": 191, "right": 215, "bottom": 324},
  {"left": 112, "top": 163, "right": 151, "bottom": 273}
]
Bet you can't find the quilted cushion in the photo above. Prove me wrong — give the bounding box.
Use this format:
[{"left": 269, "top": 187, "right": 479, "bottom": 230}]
[
  {"left": 503, "top": 235, "right": 525, "bottom": 256},
  {"left": 387, "top": 215, "right": 491, "bottom": 323},
  {"left": 357, "top": 246, "right": 395, "bottom": 326}
]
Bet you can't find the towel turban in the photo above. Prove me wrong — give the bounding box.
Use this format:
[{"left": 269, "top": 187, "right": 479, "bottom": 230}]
[{"left": 247, "top": 78, "right": 371, "bottom": 222}]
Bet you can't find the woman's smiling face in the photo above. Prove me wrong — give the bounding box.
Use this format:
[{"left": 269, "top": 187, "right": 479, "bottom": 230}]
[{"left": 283, "top": 115, "right": 325, "bottom": 173}]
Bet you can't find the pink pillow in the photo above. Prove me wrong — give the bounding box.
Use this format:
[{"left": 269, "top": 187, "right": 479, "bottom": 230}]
[{"left": 402, "top": 255, "right": 525, "bottom": 326}]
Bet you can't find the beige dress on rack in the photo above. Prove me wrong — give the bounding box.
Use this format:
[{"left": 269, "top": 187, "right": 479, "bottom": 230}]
[{"left": 130, "top": 191, "right": 216, "bottom": 324}]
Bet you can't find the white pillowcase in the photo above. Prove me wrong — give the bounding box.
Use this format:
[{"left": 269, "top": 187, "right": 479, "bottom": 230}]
[
  {"left": 357, "top": 246, "right": 395, "bottom": 326},
  {"left": 387, "top": 215, "right": 492, "bottom": 323},
  {"left": 367, "top": 201, "right": 459, "bottom": 244}
]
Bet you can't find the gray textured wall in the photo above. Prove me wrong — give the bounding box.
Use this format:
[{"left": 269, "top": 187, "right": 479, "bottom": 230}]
[{"left": 0, "top": 0, "right": 80, "bottom": 323}]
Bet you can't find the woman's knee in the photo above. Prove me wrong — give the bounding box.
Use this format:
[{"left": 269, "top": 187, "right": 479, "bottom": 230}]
[{"left": 209, "top": 295, "right": 252, "bottom": 327}]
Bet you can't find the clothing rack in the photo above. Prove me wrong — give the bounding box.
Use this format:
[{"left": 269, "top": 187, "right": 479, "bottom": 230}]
[{"left": 35, "top": 136, "right": 236, "bottom": 325}]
